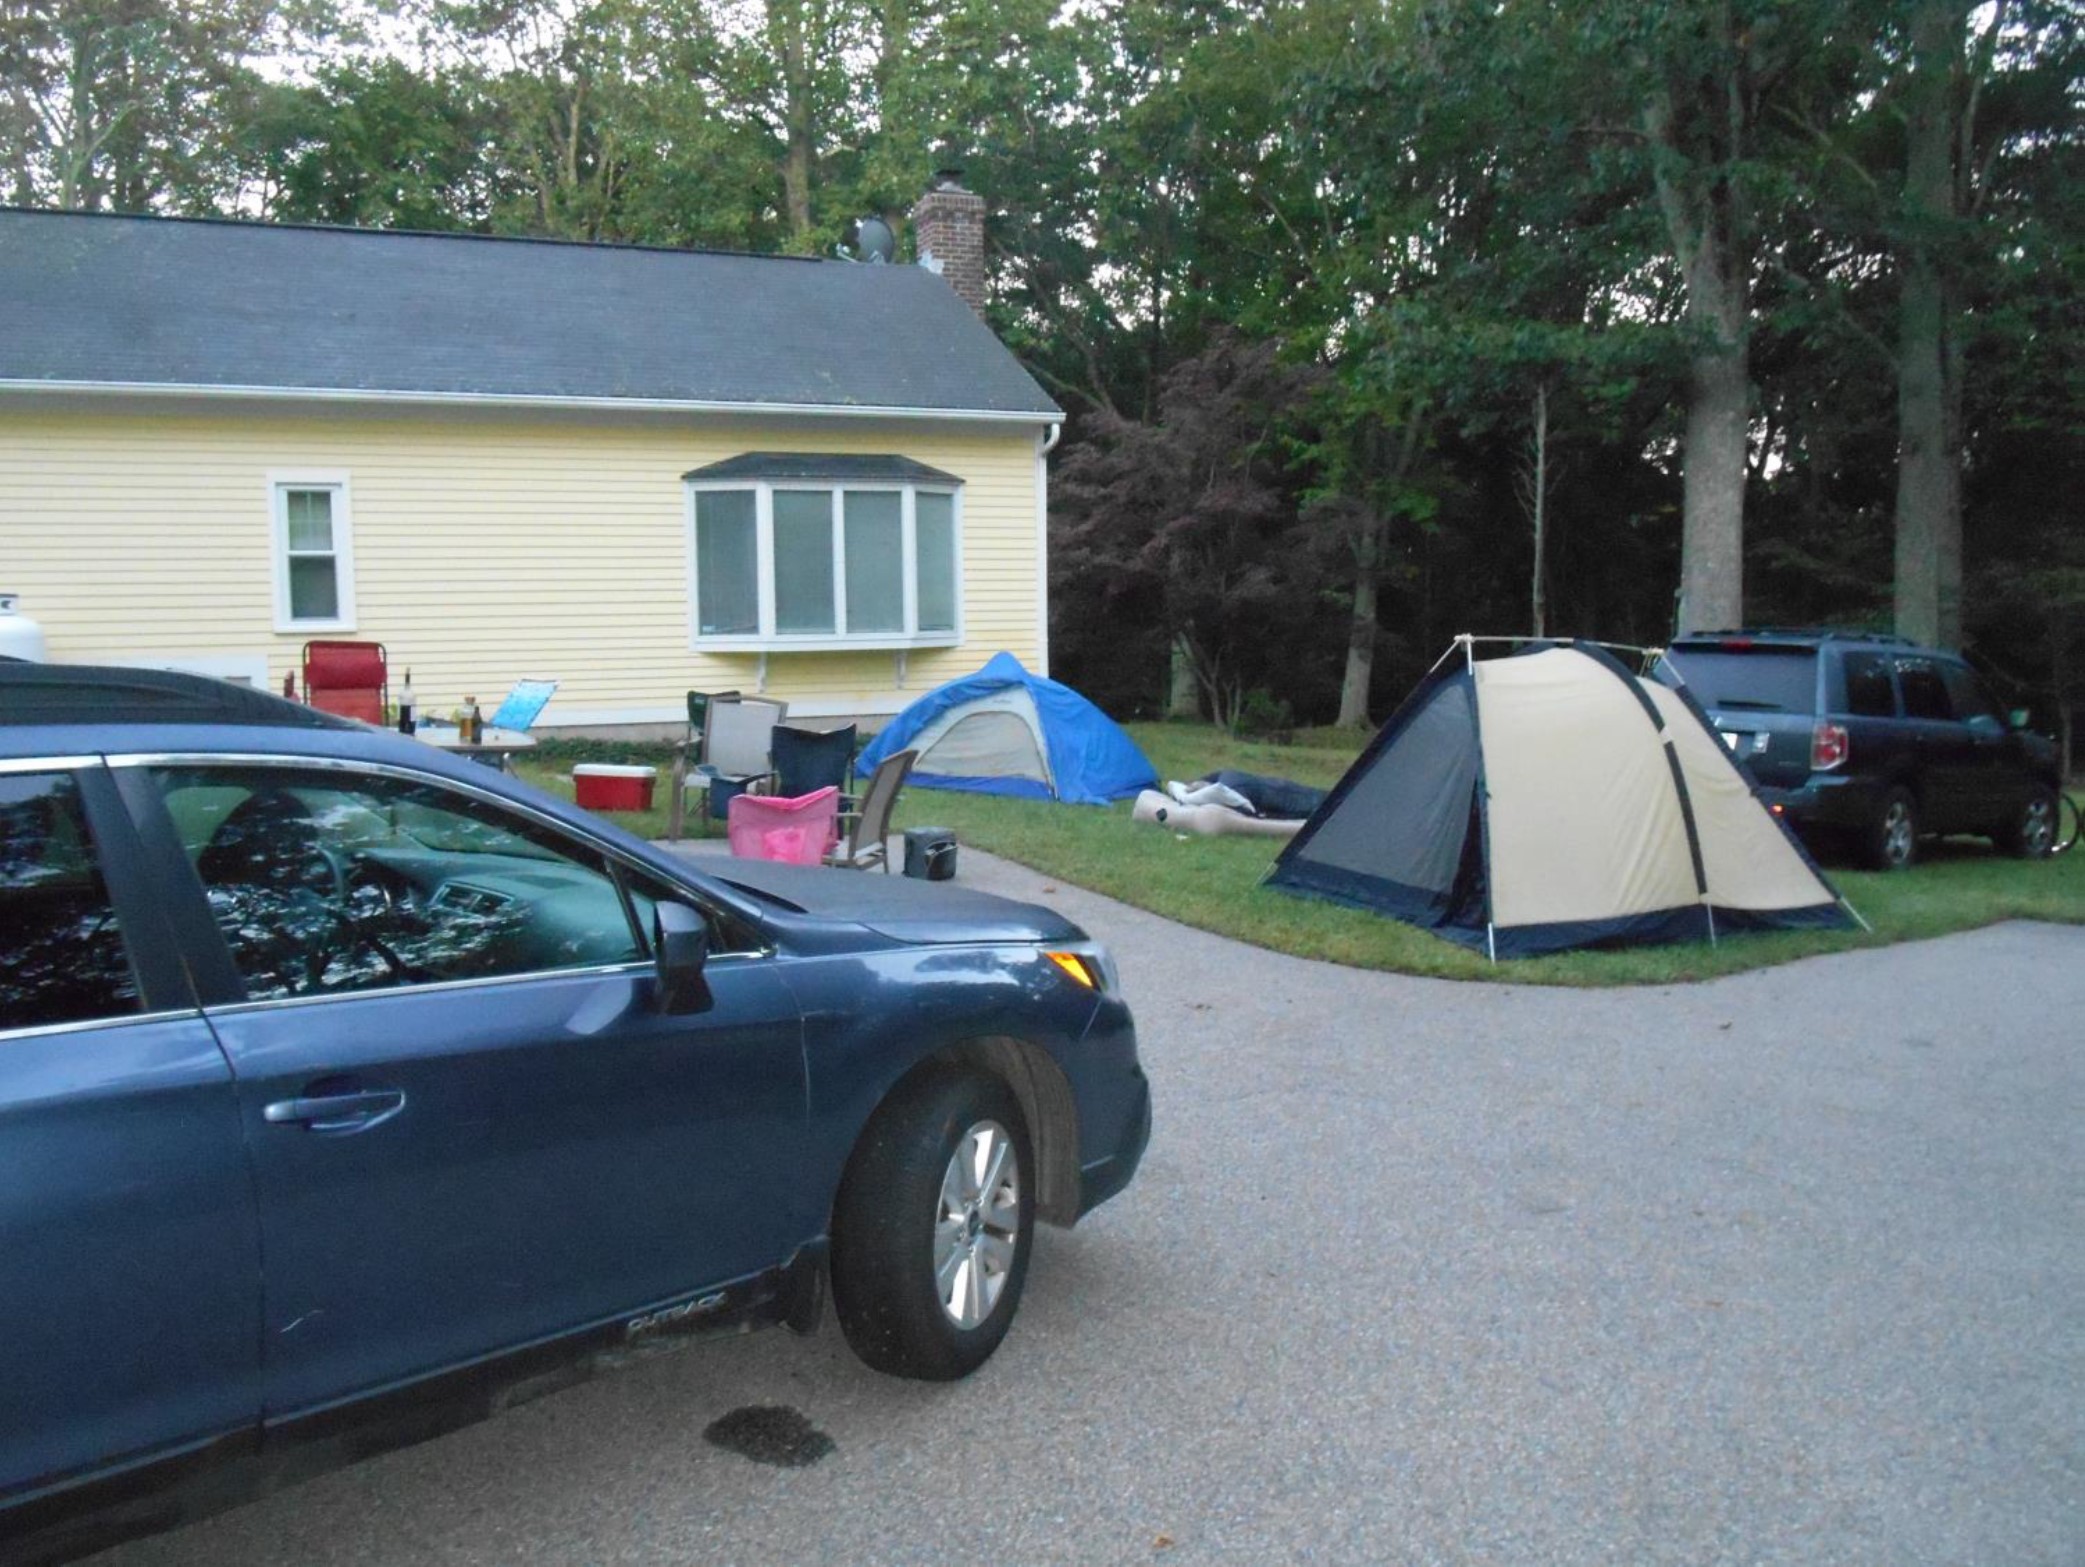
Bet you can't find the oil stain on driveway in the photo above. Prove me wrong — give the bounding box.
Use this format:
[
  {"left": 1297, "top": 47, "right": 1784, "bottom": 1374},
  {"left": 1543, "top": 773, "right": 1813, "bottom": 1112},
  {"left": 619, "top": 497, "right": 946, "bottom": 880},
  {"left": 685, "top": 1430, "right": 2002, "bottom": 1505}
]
[{"left": 93, "top": 848, "right": 2084, "bottom": 1567}]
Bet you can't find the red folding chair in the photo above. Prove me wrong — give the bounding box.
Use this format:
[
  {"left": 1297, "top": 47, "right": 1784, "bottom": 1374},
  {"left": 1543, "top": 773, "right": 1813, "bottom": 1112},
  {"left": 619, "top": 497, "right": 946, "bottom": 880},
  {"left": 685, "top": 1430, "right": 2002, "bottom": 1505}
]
[{"left": 302, "top": 640, "right": 388, "bottom": 724}]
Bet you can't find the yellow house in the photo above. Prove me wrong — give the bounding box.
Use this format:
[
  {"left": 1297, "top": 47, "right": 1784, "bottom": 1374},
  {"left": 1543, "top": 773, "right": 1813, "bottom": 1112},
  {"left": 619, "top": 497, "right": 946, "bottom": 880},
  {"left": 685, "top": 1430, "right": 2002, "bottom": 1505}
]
[{"left": 0, "top": 183, "right": 1060, "bottom": 732}]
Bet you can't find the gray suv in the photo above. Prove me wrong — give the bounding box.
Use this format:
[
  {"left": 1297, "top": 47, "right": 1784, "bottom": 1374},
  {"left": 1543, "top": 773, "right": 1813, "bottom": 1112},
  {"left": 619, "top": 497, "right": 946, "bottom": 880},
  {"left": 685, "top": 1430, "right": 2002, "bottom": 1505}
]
[{"left": 1655, "top": 631, "right": 2063, "bottom": 869}]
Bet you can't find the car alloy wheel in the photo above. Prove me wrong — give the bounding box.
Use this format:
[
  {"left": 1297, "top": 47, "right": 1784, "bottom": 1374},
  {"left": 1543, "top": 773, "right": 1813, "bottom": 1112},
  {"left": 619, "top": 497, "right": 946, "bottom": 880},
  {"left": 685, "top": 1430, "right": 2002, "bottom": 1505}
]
[
  {"left": 2011, "top": 790, "right": 2058, "bottom": 858},
  {"left": 1870, "top": 787, "right": 1918, "bottom": 871},
  {"left": 830, "top": 1068, "right": 1035, "bottom": 1380},
  {"left": 934, "top": 1119, "right": 1021, "bottom": 1329}
]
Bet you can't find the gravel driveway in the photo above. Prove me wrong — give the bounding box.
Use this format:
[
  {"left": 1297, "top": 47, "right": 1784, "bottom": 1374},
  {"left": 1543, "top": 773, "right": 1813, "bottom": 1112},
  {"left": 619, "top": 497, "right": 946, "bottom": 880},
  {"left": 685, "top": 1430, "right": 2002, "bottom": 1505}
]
[{"left": 92, "top": 847, "right": 2084, "bottom": 1566}]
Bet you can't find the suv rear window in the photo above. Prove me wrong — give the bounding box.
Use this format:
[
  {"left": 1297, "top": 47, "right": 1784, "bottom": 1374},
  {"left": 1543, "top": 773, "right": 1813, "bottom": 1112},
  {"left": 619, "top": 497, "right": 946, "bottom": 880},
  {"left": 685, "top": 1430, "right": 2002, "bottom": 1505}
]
[
  {"left": 1663, "top": 648, "right": 1818, "bottom": 713},
  {"left": 1898, "top": 660, "right": 1953, "bottom": 720},
  {"left": 0, "top": 772, "right": 140, "bottom": 1031},
  {"left": 1837, "top": 652, "right": 1897, "bottom": 717}
]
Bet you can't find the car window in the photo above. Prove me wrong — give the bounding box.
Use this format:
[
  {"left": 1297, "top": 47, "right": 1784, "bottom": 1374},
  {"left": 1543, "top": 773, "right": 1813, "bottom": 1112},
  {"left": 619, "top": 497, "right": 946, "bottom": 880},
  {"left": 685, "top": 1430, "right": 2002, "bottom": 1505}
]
[
  {"left": 1939, "top": 663, "right": 1999, "bottom": 726},
  {"left": 1661, "top": 648, "right": 1817, "bottom": 712},
  {"left": 0, "top": 771, "right": 141, "bottom": 1031},
  {"left": 1839, "top": 652, "right": 1897, "bottom": 717},
  {"left": 616, "top": 858, "right": 762, "bottom": 957},
  {"left": 148, "top": 764, "right": 648, "bottom": 1003},
  {"left": 1896, "top": 660, "right": 1953, "bottom": 721}
]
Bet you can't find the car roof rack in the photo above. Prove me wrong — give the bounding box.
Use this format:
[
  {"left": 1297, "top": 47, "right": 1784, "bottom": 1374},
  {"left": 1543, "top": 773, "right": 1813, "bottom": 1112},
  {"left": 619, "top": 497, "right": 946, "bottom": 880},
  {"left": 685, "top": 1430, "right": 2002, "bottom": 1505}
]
[
  {"left": 1676, "top": 627, "right": 1918, "bottom": 647},
  {"left": 0, "top": 661, "right": 359, "bottom": 730}
]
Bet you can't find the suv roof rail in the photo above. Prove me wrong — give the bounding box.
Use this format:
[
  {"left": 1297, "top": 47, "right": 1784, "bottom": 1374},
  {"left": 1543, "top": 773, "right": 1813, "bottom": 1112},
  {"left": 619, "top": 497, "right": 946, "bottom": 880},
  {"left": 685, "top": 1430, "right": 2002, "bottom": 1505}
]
[
  {"left": 1677, "top": 627, "right": 1919, "bottom": 647},
  {"left": 0, "top": 662, "right": 359, "bottom": 730}
]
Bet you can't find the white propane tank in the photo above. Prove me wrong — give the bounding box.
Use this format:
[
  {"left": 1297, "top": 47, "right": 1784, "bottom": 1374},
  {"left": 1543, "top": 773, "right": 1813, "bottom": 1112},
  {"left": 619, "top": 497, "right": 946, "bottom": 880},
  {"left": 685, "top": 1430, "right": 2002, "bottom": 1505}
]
[{"left": 0, "top": 594, "right": 49, "bottom": 661}]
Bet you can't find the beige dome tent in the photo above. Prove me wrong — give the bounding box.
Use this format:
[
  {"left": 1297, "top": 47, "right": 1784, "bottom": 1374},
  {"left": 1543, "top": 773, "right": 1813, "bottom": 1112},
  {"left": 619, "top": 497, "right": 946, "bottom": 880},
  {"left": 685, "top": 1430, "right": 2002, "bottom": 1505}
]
[{"left": 1268, "top": 639, "right": 1861, "bottom": 958}]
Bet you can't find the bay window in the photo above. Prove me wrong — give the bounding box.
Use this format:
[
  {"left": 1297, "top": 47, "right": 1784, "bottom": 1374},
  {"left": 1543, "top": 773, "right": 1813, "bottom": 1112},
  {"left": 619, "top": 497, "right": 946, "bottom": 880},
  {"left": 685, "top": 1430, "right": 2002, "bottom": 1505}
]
[{"left": 687, "top": 455, "right": 962, "bottom": 649}]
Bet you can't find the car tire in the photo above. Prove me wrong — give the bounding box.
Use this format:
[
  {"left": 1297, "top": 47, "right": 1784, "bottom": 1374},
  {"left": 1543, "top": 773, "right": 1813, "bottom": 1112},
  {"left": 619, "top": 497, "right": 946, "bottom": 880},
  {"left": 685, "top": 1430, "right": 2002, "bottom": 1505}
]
[
  {"left": 1866, "top": 786, "right": 1919, "bottom": 870},
  {"left": 830, "top": 1068, "right": 1034, "bottom": 1381},
  {"left": 2003, "top": 787, "right": 2059, "bottom": 859}
]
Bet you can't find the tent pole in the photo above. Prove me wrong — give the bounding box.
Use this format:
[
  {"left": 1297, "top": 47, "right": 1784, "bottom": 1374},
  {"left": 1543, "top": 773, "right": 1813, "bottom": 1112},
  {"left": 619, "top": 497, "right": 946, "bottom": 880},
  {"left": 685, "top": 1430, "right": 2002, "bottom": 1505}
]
[
  {"left": 1486, "top": 923, "right": 1497, "bottom": 963},
  {"left": 1705, "top": 903, "right": 1717, "bottom": 948},
  {"left": 1841, "top": 896, "right": 1873, "bottom": 933}
]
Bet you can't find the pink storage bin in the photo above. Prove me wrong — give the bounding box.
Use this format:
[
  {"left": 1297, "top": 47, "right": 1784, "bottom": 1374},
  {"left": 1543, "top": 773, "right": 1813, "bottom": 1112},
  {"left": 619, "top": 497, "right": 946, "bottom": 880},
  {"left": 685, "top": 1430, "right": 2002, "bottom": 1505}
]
[{"left": 727, "top": 786, "right": 840, "bottom": 865}]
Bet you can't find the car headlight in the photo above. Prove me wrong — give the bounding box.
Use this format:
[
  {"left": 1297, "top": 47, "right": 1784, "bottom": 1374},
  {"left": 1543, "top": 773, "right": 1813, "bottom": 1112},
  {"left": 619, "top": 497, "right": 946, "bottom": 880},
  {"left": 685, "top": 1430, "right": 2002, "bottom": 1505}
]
[{"left": 1043, "top": 944, "right": 1118, "bottom": 995}]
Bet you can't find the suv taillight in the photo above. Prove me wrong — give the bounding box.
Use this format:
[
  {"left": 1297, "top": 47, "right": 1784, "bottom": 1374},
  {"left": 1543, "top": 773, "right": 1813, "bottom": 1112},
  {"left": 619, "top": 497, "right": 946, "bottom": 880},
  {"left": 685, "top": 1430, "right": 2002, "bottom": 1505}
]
[{"left": 1811, "top": 721, "right": 1849, "bottom": 771}]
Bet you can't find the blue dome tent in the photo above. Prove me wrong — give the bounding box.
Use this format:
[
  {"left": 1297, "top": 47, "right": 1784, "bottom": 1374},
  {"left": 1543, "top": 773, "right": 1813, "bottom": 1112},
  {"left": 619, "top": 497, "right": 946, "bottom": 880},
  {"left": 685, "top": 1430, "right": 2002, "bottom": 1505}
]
[{"left": 858, "top": 653, "right": 1157, "bottom": 805}]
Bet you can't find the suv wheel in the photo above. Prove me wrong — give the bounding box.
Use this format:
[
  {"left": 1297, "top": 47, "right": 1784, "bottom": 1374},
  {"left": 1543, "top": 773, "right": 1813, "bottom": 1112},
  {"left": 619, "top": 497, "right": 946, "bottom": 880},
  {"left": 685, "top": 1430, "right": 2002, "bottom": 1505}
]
[
  {"left": 831, "top": 1068, "right": 1034, "bottom": 1381},
  {"left": 1867, "top": 786, "right": 1919, "bottom": 871},
  {"left": 2004, "top": 787, "right": 2059, "bottom": 859}
]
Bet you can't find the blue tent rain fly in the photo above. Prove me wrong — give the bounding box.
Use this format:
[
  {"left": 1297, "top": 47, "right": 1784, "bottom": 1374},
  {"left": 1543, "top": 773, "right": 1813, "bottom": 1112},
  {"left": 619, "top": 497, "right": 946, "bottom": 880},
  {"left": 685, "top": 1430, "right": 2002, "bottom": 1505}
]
[{"left": 858, "top": 653, "right": 1157, "bottom": 805}]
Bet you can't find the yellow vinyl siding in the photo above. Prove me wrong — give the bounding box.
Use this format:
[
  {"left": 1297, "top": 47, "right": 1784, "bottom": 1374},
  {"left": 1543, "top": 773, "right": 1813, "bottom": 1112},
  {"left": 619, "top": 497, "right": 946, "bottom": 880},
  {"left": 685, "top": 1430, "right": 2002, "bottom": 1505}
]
[{"left": 0, "top": 407, "right": 1045, "bottom": 721}]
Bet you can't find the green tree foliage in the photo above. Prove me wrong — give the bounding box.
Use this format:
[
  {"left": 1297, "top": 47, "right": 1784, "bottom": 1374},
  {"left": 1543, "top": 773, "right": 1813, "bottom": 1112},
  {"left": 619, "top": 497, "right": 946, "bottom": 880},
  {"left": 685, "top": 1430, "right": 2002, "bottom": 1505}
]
[{"left": 0, "top": 0, "right": 2075, "bottom": 731}]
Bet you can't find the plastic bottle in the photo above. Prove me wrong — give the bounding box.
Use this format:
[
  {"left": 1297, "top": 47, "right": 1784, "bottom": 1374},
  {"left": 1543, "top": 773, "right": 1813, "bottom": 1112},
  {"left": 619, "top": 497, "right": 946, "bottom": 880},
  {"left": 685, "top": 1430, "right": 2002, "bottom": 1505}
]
[{"left": 397, "top": 669, "right": 416, "bottom": 735}]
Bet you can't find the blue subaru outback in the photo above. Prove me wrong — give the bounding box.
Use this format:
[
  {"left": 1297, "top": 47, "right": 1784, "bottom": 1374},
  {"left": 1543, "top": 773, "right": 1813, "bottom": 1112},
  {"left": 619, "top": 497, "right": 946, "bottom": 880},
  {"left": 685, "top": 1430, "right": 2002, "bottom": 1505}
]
[{"left": 0, "top": 663, "right": 1148, "bottom": 1562}]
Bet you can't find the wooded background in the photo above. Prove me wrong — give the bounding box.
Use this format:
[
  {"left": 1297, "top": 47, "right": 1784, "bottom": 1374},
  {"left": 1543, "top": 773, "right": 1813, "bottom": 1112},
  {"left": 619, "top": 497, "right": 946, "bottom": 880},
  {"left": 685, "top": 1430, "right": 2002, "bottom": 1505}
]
[{"left": 4, "top": 0, "right": 2078, "bottom": 749}]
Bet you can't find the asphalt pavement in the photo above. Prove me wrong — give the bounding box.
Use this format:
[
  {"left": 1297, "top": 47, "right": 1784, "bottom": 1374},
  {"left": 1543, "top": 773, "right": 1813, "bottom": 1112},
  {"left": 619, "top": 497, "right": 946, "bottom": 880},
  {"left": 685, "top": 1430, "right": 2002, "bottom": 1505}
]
[{"left": 91, "top": 846, "right": 2084, "bottom": 1566}]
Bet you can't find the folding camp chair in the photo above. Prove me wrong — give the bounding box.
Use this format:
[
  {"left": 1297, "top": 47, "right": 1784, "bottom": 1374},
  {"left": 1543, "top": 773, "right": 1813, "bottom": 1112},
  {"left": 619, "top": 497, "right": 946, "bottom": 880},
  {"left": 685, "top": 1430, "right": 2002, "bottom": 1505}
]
[
  {"left": 684, "top": 696, "right": 787, "bottom": 830},
  {"left": 301, "top": 640, "right": 388, "bottom": 724},
  {"left": 727, "top": 786, "right": 840, "bottom": 865},
  {"left": 827, "top": 749, "right": 917, "bottom": 871},
  {"left": 771, "top": 723, "right": 857, "bottom": 801},
  {"left": 666, "top": 690, "right": 740, "bottom": 840}
]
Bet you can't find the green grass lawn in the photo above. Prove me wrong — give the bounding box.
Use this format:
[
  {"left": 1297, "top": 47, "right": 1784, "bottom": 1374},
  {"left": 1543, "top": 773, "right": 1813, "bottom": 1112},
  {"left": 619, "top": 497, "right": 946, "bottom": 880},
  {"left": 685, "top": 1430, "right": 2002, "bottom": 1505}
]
[{"left": 519, "top": 724, "right": 2084, "bottom": 987}]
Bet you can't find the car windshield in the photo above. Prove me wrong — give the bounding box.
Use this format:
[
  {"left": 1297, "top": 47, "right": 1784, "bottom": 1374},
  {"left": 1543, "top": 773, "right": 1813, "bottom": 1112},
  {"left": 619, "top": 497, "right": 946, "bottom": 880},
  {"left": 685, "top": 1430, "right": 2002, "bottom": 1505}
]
[{"left": 1663, "top": 648, "right": 1817, "bottom": 713}]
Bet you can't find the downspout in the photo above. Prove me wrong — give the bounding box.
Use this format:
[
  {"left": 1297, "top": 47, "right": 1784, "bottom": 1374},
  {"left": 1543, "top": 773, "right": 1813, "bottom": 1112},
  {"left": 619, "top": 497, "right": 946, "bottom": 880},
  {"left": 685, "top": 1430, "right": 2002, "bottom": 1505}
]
[{"left": 1036, "top": 422, "right": 1060, "bottom": 676}]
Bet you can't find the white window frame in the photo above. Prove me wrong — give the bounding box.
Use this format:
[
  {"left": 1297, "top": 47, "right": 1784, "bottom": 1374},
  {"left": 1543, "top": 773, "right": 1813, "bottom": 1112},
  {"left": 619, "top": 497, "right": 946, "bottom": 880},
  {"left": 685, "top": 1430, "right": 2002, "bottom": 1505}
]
[
  {"left": 269, "top": 472, "right": 357, "bottom": 633},
  {"left": 686, "top": 478, "right": 963, "bottom": 652}
]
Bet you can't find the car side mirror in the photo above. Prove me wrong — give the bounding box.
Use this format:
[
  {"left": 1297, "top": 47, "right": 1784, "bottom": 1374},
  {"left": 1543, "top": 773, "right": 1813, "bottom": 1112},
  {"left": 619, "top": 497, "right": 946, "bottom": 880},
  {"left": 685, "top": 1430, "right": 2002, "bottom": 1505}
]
[
  {"left": 652, "top": 900, "right": 713, "bottom": 1014},
  {"left": 2008, "top": 708, "right": 2032, "bottom": 731}
]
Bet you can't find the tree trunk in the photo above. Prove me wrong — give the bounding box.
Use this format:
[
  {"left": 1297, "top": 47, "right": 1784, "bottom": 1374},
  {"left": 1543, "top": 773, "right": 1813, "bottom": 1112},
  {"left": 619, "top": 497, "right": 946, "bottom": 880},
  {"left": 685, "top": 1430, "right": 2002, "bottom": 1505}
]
[
  {"left": 1336, "top": 510, "right": 1387, "bottom": 726},
  {"left": 1645, "top": 86, "right": 1750, "bottom": 636},
  {"left": 1678, "top": 317, "right": 1748, "bottom": 634},
  {"left": 1893, "top": 0, "right": 1966, "bottom": 649},
  {"left": 1528, "top": 384, "right": 1549, "bottom": 637},
  {"left": 772, "top": 0, "right": 814, "bottom": 239},
  {"left": 1166, "top": 636, "right": 1201, "bottom": 719}
]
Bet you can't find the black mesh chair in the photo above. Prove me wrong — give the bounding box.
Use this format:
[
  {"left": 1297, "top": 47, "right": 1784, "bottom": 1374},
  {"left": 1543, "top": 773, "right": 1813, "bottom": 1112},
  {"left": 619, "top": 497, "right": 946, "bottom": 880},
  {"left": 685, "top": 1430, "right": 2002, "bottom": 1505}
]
[{"left": 771, "top": 724, "right": 857, "bottom": 800}]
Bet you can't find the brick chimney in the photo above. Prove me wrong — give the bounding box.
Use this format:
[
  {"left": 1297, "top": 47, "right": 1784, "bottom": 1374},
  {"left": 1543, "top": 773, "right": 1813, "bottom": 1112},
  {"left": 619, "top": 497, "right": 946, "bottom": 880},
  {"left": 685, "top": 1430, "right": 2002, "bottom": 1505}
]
[{"left": 912, "top": 164, "right": 987, "bottom": 316}]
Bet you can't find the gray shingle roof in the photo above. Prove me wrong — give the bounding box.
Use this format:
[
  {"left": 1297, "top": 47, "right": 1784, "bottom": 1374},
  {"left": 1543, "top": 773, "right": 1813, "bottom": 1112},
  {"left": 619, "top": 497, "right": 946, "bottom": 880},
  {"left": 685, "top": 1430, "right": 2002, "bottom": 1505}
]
[
  {"left": 0, "top": 209, "right": 1060, "bottom": 420},
  {"left": 684, "top": 453, "right": 961, "bottom": 484}
]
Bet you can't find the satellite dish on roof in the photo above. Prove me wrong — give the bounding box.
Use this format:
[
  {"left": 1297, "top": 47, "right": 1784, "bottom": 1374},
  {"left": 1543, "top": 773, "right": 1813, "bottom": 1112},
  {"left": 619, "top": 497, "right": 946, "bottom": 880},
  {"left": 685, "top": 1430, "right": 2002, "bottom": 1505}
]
[{"left": 851, "top": 216, "right": 896, "bottom": 264}]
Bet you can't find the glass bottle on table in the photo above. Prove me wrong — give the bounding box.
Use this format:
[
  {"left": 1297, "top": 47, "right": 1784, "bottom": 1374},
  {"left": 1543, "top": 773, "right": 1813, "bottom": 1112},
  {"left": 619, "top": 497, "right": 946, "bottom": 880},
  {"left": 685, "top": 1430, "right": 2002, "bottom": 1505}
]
[{"left": 397, "top": 669, "right": 416, "bottom": 735}]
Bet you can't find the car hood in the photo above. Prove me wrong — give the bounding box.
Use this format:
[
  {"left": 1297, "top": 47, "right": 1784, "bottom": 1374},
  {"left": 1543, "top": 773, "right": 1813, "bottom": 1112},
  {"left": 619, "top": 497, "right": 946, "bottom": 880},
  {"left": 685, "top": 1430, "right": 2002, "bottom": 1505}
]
[{"left": 701, "top": 859, "right": 1087, "bottom": 946}]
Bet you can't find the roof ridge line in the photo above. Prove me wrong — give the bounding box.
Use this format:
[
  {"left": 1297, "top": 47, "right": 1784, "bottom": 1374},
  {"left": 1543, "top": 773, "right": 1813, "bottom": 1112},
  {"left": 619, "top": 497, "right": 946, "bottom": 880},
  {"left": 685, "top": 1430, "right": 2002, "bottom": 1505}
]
[{"left": 0, "top": 204, "right": 827, "bottom": 265}]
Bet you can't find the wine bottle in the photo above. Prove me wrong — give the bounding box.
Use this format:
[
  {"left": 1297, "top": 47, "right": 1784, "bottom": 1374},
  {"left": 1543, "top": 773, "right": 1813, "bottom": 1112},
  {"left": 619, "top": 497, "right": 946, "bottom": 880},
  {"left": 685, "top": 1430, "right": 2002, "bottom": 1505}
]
[{"left": 397, "top": 668, "right": 416, "bottom": 735}]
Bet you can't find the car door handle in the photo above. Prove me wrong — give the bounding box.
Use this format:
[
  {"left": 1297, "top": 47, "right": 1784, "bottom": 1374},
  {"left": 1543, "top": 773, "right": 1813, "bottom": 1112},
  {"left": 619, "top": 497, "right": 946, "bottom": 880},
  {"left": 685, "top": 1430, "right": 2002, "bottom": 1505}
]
[{"left": 263, "top": 1089, "right": 406, "bottom": 1132}]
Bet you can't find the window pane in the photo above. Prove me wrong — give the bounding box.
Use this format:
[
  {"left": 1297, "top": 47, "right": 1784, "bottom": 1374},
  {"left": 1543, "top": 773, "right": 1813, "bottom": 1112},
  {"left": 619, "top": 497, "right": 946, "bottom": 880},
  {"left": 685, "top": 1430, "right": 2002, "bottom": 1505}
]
[
  {"left": 1898, "top": 661, "right": 1952, "bottom": 720},
  {"left": 915, "top": 492, "right": 956, "bottom": 633},
  {"left": 1841, "top": 653, "right": 1896, "bottom": 718},
  {"left": 695, "top": 490, "right": 758, "bottom": 636},
  {"left": 0, "top": 772, "right": 139, "bottom": 1031},
  {"left": 1940, "top": 663, "right": 1997, "bottom": 724},
  {"left": 151, "top": 765, "right": 642, "bottom": 1003},
  {"left": 772, "top": 490, "right": 836, "bottom": 634},
  {"left": 284, "top": 489, "right": 333, "bottom": 551},
  {"left": 288, "top": 557, "right": 340, "bottom": 621},
  {"left": 844, "top": 491, "right": 904, "bottom": 633}
]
